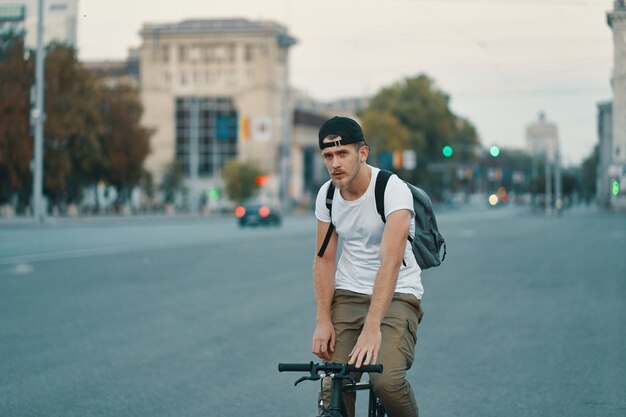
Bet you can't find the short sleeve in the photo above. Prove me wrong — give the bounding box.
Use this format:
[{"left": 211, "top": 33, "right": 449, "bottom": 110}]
[
  {"left": 384, "top": 175, "right": 415, "bottom": 219},
  {"left": 315, "top": 180, "right": 333, "bottom": 222}
]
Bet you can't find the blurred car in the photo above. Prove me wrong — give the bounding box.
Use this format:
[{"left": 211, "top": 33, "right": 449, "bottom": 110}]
[{"left": 235, "top": 203, "right": 282, "bottom": 227}]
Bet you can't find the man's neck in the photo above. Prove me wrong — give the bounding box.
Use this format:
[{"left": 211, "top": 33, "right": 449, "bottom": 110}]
[{"left": 341, "top": 164, "right": 372, "bottom": 201}]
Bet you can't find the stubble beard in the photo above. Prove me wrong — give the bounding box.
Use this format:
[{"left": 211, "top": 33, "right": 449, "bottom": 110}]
[{"left": 331, "top": 158, "right": 361, "bottom": 190}]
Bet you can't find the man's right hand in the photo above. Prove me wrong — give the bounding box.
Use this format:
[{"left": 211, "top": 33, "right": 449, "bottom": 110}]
[{"left": 312, "top": 320, "right": 336, "bottom": 361}]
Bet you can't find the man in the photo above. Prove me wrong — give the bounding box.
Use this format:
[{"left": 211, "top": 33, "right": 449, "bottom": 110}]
[{"left": 312, "top": 116, "right": 424, "bottom": 417}]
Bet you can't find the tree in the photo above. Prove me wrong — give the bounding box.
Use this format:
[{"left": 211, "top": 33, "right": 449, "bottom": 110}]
[
  {"left": 160, "top": 162, "right": 185, "bottom": 204},
  {"left": 97, "top": 83, "right": 152, "bottom": 202},
  {"left": 0, "top": 33, "right": 33, "bottom": 210},
  {"left": 359, "top": 109, "right": 410, "bottom": 161},
  {"left": 43, "top": 43, "right": 104, "bottom": 206},
  {"left": 580, "top": 145, "right": 598, "bottom": 202},
  {"left": 364, "top": 74, "right": 479, "bottom": 191},
  {"left": 222, "top": 160, "right": 264, "bottom": 203}
]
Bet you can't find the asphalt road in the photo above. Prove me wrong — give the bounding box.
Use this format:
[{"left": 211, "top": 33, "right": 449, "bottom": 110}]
[{"left": 1, "top": 205, "right": 625, "bottom": 417}]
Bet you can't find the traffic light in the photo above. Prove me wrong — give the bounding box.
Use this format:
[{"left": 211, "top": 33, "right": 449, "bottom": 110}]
[
  {"left": 209, "top": 187, "right": 221, "bottom": 201},
  {"left": 255, "top": 175, "right": 270, "bottom": 186},
  {"left": 442, "top": 145, "right": 453, "bottom": 158},
  {"left": 612, "top": 180, "right": 620, "bottom": 196},
  {"left": 489, "top": 145, "right": 500, "bottom": 157}
]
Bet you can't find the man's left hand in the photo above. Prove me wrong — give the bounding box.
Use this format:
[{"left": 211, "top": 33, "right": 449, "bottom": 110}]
[{"left": 348, "top": 325, "right": 381, "bottom": 368}]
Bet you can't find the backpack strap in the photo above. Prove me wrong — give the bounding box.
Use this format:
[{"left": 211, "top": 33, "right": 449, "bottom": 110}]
[
  {"left": 374, "top": 170, "right": 406, "bottom": 267},
  {"left": 375, "top": 170, "right": 393, "bottom": 223},
  {"left": 317, "top": 182, "right": 336, "bottom": 257}
]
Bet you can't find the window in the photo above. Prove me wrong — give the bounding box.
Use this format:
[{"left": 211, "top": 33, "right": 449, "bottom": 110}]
[
  {"left": 178, "top": 45, "right": 187, "bottom": 63},
  {"left": 175, "top": 97, "right": 239, "bottom": 177},
  {"left": 162, "top": 72, "right": 171, "bottom": 87},
  {"left": 160, "top": 45, "right": 169, "bottom": 63},
  {"left": 245, "top": 44, "right": 254, "bottom": 62}
]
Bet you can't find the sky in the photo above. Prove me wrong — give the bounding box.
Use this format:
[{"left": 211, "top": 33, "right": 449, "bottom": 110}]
[{"left": 77, "top": 0, "right": 616, "bottom": 166}]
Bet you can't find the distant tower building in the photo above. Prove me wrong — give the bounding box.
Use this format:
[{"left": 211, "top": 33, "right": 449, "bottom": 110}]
[
  {"left": 526, "top": 112, "right": 560, "bottom": 211},
  {"left": 0, "top": 0, "right": 78, "bottom": 48},
  {"left": 606, "top": 1, "right": 626, "bottom": 209},
  {"left": 525, "top": 112, "right": 559, "bottom": 161}
]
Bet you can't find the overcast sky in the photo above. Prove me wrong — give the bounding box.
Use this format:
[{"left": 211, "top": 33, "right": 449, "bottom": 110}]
[{"left": 77, "top": 0, "right": 616, "bottom": 166}]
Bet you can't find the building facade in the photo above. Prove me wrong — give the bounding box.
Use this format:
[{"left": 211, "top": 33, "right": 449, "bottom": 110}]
[
  {"left": 605, "top": 1, "right": 626, "bottom": 209},
  {"left": 139, "top": 18, "right": 300, "bottom": 205},
  {"left": 525, "top": 112, "right": 559, "bottom": 161},
  {"left": 597, "top": 101, "right": 613, "bottom": 209},
  {"left": 0, "top": 0, "right": 78, "bottom": 48}
]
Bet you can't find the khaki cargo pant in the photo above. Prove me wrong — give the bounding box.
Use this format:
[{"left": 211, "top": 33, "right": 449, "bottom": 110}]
[{"left": 321, "top": 289, "right": 423, "bottom": 417}]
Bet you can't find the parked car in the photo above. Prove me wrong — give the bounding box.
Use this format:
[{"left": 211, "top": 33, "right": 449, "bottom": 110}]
[{"left": 235, "top": 202, "right": 282, "bottom": 227}]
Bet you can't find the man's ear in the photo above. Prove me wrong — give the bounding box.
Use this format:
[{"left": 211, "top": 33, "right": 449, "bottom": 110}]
[{"left": 360, "top": 145, "right": 369, "bottom": 163}]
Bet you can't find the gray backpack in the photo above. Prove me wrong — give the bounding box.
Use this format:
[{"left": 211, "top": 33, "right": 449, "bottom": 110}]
[{"left": 317, "top": 170, "right": 447, "bottom": 270}]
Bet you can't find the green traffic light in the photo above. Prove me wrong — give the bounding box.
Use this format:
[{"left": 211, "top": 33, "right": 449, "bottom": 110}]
[
  {"left": 442, "top": 145, "right": 453, "bottom": 158},
  {"left": 489, "top": 145, "right": 500, "bottom": 157},
  {"left": 210, "top": 187, "right": 221, "bottom": 200},
  {"left": 612, "top": 180, "right": 620, "bottom": 196}
]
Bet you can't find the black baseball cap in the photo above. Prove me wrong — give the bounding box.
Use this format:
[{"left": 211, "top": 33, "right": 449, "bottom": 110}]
[{"left": 318, "top": 116, "right": 366, "bottom": 150}]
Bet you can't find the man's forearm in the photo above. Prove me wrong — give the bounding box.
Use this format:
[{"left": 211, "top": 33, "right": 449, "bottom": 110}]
[
  {"left": 313, "top": 258, "right": 336, "bottom": 323},
  {"left": 364, "top": 261, "right": 400, "bottom": 329}
]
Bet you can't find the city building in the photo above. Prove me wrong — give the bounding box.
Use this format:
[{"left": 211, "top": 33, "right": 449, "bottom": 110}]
[
  {"left": 597, "top": 101, "right": 613, "bottom": 209},
  {"left": 0, "top": 0, "right": 78, "bottom": 48},
  {"left": 139, "top": 18, "right": 304, "bottom": 206},
  {"left": 605, "top": 0, "right": 626, "bottom": 209},
  {"left": 82, "top": 48, "right": 140, "bottom": 88},
  {"left": 525, "top": 112, "right": 559, "bottom": 161},
  {"left": 525, "top": 112, "right": 561, "bottom": 211},
  {"left": 295, "top": 90, "right": 370, "bottom": 116}
]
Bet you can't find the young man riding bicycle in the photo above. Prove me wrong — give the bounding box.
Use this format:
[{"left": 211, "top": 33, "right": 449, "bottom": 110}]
[{"left": 313, "top": 116, "right": 424, "bottom": 417}]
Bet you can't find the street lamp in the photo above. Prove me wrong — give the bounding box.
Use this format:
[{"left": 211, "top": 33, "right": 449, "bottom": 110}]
[
  {"left": 32, "top": 0, "right": 46, "bottom": 222},
  {"left": 277, "top": 31, "right": 297, "bottom": 212}
]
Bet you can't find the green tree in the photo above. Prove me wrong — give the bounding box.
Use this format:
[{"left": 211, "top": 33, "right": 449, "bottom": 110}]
[
  {"left": 160, "top": 161, "right": 185, "bottom": 204},
  {"left": 580, "top": 145, "right": 598, "bottom": 202},
  {"left": 43, "top": 43, "right": 104, "bottom": 205},
  {"left": 97, "top": 83, "right": 152, "bottom": 202},
  {"left": 0, "top": 33, "right": 33, "bottom": 209},
  {"left": 222, "top": 160, "right": 264, "bottom": 203},
  {"left": 365, "top": 74, "right": 479, "bottom": 191},
  {"left": 360, "top": 109, "right": 410, "bottom": 161}
]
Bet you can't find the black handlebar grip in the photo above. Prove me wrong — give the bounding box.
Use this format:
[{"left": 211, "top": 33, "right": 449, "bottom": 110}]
[
  {"left": 350, "top": 364, "right": 383, "bottom": 373},
  {"left": 278, "top": 363, "right": 312, "bottom": 372}
]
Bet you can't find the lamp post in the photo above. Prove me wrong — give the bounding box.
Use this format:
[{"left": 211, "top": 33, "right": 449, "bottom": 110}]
[
  {"left": 277, "top": 31, "right": 297, "bottom": 212},
  {"left": 32, "top": 0, "right": 46, "bottom": 222}
]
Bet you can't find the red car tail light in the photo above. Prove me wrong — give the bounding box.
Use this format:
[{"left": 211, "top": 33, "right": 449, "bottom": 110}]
[{"left": 259, "top": 206, "right": 270, "bottom": 218}]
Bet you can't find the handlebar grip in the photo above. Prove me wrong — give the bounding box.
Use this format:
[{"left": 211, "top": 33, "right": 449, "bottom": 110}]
[
  {"left": 278, "top": 363, "right": 312, "bottom": 372},
  {"left": 351, "top": 364, "right": 383, "bottom": 373}
]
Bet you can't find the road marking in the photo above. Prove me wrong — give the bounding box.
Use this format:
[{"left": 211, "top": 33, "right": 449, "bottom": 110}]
[{"left": 10, "top": 263, "right": 34, "bottom": 274}]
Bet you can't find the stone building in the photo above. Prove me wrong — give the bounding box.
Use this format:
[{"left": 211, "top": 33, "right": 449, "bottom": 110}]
[
  {"left": 0, "top": 0, "right": 78, "bottom": 47},
  {"left": 604, "top": 1, "right": 626, "bottom": 209},
  {"left": 597, "top": 101, "right": 613, "bottom": 209},
  {"left": 138, "top": 18, "right": 299, "bottom": 206}
]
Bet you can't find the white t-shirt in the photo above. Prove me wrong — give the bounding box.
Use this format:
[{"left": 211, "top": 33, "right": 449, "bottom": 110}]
[{"left": 315, "top": 166, "right": 424, "bottom": 300}]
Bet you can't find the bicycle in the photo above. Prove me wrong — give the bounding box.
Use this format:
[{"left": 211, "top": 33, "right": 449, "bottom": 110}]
[{"left": 278, "top": 361, "right": 387, "bottom": 417}]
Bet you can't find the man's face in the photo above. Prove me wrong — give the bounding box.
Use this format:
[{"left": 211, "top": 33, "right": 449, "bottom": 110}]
[{"left": 320, "top": 139, "right": 366, "bottom": 190}]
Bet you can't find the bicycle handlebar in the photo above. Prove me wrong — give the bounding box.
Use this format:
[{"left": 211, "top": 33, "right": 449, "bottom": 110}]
[{"left": 278, "top": 361, "right": 383, "bottom": 374}]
